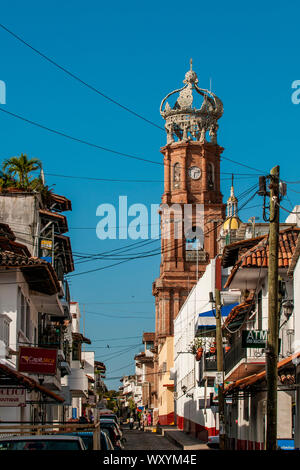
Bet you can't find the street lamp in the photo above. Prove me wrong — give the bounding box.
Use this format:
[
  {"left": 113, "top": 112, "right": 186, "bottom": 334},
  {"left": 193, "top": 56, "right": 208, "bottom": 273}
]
[{"left": 282, "top": 300, "right": 294, "bottom": 320}]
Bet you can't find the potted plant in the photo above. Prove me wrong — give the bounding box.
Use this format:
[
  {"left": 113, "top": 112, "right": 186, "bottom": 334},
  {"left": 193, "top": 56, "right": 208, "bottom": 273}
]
[{"left": 188, "top": 338, "right": 207, "bottom": 361}]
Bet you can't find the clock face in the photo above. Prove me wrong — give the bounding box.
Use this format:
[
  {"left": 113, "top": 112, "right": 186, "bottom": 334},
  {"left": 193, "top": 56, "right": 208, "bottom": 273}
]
[{"left": 188, "top": 166, "right": 201, "bottom": 180}]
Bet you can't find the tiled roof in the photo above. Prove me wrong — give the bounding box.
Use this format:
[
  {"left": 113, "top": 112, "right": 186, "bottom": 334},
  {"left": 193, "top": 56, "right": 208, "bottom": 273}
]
[
  {"left": 39, "top": 209, "right": 68, "bottom": 233},
  {"left": 48, "top": 193, "right": 72, "bottom": 212},
  {"left": 224, "top": 228, "right": 300, "bottom": 288},
  {"left": 142, "top": 332, "right": 155, "bottom": 343},
  {"left": 222, "top": 235, "right": 266, "bottom": 268},
  {"left": 224, "top": 351, "right": 300, "bottom": 395},
  {"left": 86, "top": 374, "right": 95, "bottom": 383},
  {"left": 222, "top": 295, "right": 254, "bottom": 330},
  {"left": 72, "top": 332, "right": 91, "bottom": 344},
  {"left": 0, "top": 237, "right": 31, "bottom": 257},
  {"left": 0, "top": 223, "right": 16, "bottom": 240},
  {"left": 0, "top": 250, "right": 60, "bottom": 295}
]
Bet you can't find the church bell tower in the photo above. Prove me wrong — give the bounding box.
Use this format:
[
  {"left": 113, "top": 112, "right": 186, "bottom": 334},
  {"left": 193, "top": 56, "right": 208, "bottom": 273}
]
[{"left": 153, "top": 61, "right": 226, "bottom": 342}]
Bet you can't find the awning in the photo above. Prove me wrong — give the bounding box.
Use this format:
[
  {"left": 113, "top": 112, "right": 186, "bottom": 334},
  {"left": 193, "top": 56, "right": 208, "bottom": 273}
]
[
  {"left": 30, "top": 291, "right": 64, "bottom": 316},
  {"left": 224, "top": 351, "right": 300, "bottom": 395},
  {"left": 197, "top": 303, "right": 238, "bottom": 331},
  {"left": 0, "top": 362, "right": 64, "bottom": 403}
]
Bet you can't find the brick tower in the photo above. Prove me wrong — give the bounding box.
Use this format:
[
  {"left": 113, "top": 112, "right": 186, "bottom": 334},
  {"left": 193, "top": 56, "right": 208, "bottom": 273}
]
[{"left": 153, "top": 61, "right": 226, "bottom": 343}]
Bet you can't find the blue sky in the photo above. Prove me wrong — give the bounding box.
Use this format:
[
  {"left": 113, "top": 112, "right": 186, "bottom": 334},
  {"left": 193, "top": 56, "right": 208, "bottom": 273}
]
[{"left": 1, "top": 0, "right": 300, "bottom": 389}]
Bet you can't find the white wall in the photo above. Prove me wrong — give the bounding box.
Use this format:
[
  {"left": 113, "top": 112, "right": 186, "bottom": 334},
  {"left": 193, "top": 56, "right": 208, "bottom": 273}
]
[{"left": 174, "top": 260, "right": 216, "bottom": 433}]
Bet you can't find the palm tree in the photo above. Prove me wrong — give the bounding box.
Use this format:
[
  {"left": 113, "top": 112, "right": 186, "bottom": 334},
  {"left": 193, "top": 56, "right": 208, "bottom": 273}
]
[
  {"left": 0, "top": 170, "right": 15, "bottom": 189},
  {"left": 3, "top": 154, "right": 42, "bottom": 189}
]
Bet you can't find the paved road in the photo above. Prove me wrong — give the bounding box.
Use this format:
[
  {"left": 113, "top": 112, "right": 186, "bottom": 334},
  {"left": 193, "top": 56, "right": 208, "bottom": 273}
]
[{"left": 123, "top": 428, "right": 180, "bottom": 450}]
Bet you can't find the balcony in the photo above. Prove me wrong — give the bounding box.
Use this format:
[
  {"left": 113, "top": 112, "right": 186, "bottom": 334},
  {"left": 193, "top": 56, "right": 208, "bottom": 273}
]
[
  {"left": 62, "top": 368, "right": 89, "bottom": 398},
  {"left": 224, "top": 334, "right": 266, "bottom": 381},
  {"left": 198, "top": 354, "right": 218, "bottom": 383},
  {"left": 38, "top": 325, "right": 62, "bottom": 349}
]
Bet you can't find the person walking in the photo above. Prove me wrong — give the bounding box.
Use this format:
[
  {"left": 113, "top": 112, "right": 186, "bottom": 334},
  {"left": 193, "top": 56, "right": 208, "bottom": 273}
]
[
  {"left": 129, "top": 415, "right": 134, "bottom": 430},
  {"left": 147, "top": 412, "right": 152, "bottom": 427}
]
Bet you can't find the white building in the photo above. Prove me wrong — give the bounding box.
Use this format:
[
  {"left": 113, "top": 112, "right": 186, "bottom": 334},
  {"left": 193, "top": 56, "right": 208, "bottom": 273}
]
[
  {"left": 174, "top": 258, "right": 240, "bottom": 441},
  {"left": 222, "top": 223, "right": 300, "bottom": 450},
  {"left": 61, "top": 302, "right": 91, "bottom": 421}
]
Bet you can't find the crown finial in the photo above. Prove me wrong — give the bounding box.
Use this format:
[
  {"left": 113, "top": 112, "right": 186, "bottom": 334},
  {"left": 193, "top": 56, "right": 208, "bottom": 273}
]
[{"left": 160, "top": 63, "right": 223, "bottom": 145}]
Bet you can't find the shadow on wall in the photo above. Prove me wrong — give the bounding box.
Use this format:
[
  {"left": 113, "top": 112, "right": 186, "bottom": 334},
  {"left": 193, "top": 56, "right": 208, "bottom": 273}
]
[{"left": 181, "top": 398, "right": 210, "bottom": 442}]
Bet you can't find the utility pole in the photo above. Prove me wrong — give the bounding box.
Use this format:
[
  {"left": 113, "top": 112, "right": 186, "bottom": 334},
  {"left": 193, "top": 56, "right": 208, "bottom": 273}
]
[
  {"left": 215, "top": 287, "right": 226, "bottom": 450},
  {"left": 266, "top": 165, "right": 280, "bottom": 451}
]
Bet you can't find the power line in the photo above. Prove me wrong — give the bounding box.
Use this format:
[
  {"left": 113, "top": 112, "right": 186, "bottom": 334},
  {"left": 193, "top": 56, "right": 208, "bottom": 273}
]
[
  {"left": 0, "top": 107, "right": 163, "bottom": 167},
  {"left": 0, "top": 22, "right": 164, "bottom": 132},
  {"left": 44, "top": 171, "right": 258, "bottom": 184}
]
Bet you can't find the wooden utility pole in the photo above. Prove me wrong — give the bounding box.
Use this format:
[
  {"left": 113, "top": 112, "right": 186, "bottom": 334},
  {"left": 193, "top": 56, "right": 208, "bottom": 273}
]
[
  {"left": 215, "top": 287, "right": 225, "bottom": 450},
  {"left": 266, "top": 165, "right": 280, "bottom": 451}
]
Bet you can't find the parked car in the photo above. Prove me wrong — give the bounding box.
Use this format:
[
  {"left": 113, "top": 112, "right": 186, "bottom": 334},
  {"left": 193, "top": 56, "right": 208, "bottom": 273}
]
[
  {"left": 99, "top": 421, "right": 125, "bottom": 449},
  {"left": 62, "top": 431, "right": 114, "bottom": 450},
  {"left": 100, "top": 418, "right": 123, "bottom": 438},
  {"left": 206, "top": 435, "right": 219, "bottom": 449},
  {"left": 0, "top": 435, "right": 87, "bottom": 451},
  {"left": 99, "top": 414, "right": 119, "bottom": 425}
]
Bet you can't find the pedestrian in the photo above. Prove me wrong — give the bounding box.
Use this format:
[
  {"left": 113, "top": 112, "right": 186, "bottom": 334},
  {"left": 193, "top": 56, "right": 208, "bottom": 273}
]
[
  {"left": 129, "top": 415, "right": 134, "bottom": 430},
  {"left": 147, "top": 412, "right": 152, "bottom": 427},
  {"left": 79, "top": 415, "right": 88, "bottom": 424},
  {"left": 137, "top": 411, "right": 141, "bottom": 429}
]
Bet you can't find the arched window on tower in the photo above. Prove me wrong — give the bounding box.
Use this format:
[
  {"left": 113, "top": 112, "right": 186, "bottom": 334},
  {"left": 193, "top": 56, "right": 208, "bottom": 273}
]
[
  {"left": 185, "top": 226, "right": 204, "bottom": 252},
  {"left": 173, "top": 162, "right": 180, "bottom": 189},
  {"left": 207, "top": 162, "right": 214, "bottom": 190}
]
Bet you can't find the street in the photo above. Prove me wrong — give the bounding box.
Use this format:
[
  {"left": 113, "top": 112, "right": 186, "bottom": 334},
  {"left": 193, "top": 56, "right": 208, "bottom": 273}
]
[{"left": 123, "top": 427, "right": 180, "bottom": 450}]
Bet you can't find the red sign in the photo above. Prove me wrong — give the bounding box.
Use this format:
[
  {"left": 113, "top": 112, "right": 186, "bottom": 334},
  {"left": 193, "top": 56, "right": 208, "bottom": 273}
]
[{"left": 18, "top": 347, "right": 57, "bottom": 375}]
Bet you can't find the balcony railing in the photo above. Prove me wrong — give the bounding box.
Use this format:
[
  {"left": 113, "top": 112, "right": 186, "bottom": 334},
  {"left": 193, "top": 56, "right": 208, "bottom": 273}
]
[
  {"left": 38, "top": 325, "right": 62, "bottom": 349},
  {"left": 224, "top": 334, "right": 266, "bottom": 376},
  {"left": 224, "top": 336, "right": 246, "bottom": 375},
  {"left": 205, "top": 357, "right": 218, "bottom": 371}
]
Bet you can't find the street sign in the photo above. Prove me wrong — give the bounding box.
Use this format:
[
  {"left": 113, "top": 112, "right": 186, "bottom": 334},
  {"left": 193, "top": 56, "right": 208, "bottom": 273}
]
[
  {"left": 242, "top": 330, "right": 267, "bottom": 348},
  {"left": 215, "top": 372, "right": 223, "bottom": 386}
]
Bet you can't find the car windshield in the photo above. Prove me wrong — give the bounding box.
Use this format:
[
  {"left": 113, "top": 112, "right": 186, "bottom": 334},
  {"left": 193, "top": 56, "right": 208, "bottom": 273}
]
[{"left": 0, "top": 439, "right": 82, "bottom": 450}]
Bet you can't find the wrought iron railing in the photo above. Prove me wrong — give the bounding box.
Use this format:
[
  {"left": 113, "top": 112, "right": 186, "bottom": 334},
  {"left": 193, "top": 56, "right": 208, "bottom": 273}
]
[{"left": 224, "top": 335, "right": 246, "bottom": 375}]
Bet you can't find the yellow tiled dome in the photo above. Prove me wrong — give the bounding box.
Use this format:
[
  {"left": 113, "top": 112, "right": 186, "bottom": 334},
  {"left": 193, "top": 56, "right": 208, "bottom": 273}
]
[{"left": 222, "top": 216, "right": 241, "bottom": 231}]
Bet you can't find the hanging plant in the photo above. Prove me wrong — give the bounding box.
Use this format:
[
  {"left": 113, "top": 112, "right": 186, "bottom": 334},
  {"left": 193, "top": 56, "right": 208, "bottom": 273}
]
[
  {"left": 195, "top": 347, "right": 204, "bottom": 361},
  {"left": 188, "top": 337, "right": 207, "bottom": 355}
]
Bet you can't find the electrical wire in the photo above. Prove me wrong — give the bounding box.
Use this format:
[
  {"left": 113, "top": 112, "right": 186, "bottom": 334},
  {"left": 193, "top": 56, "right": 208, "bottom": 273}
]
[
  {"left": 0, "top": 22, "right": 164, "bottom": 132},
  {"left": 0, "top": 107, "right": 163, "bottom": 167}
]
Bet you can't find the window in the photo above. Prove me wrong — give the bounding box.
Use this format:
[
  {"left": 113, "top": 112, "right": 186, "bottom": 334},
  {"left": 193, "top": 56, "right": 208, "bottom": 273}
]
[
  {"left": 185, "top": 226, "right": 204, "bottom": 251},
  {"left": 207, "top": 163, "right": 214, "bottom": 189},
  {"left": 18, "top": 288, "right": 30, "bottom": 340},
  {"left": 72, "top": 341, "right": 81, "bottom": 361},
  {"left": 173, "top": 163, "right": 180, "bottom": 189}
]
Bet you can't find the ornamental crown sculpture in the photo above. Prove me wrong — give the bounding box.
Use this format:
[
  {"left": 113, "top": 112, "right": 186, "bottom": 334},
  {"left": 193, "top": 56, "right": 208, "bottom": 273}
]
[{"left": 160, "top": 60, "right": 223, "bottom": 145}]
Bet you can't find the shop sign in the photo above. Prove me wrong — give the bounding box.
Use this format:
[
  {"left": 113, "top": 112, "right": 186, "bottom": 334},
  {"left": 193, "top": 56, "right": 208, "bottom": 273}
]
[
  {"left": 242, "top": 330, "right": 267, "bottom": 348},
  {"left": 0, "top": 388, "right": 26, "bottom": 407},
  {"left": 40, "top": 239, "right": 53, "bottom": 250},
  {"left": 18, "top": 347, "right": 57, "bottom": 375}
]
